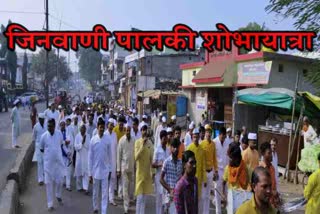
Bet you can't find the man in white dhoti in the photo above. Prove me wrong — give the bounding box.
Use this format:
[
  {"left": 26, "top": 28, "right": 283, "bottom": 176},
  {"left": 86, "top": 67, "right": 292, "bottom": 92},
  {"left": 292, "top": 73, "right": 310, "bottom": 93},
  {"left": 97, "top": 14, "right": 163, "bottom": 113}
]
[
  {"left": 11, "top": 99, "right": 21, "bottom": 149},
  {"left": 32, "top": 113, "right": 46, "bottom": 185},
  {"left": 117, "top": 124, "right": 135, "bottom": 214},
  {"left": 74, "top": 124, "right": 90, "bottom": 194},
  {"left": 89, "top": 119, "right": 112, "bottom": 214},
  {"left": 39, "top": 119, "right": 65, "bottom": 211},
  {"left": 105, "top": 118, "right": 118, "bottom": 206}
]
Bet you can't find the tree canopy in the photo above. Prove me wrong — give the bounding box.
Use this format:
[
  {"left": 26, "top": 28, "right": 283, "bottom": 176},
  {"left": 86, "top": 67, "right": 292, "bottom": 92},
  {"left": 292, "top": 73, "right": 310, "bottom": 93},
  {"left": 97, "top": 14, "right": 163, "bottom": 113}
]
[
  {"left": 265, "top": 0, "right": 320, "bottom": 47},
  {"left": 266, "top": 0, "right": 320, "bottom": 93},
  {"left": 31, "top": 49, "right": 72, "bottom": 87},
  {"left": 77, "top": 48, "right": 102, "bottom": 90}
]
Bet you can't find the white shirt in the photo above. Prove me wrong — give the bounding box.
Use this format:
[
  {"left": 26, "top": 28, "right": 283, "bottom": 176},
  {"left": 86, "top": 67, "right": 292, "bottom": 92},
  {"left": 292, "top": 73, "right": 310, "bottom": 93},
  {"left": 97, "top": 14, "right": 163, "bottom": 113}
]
[
  {"left": 86, "top": 123, "right": 96, "bottom": 137},
  {"left": 40, "top": 130, "right": 65, "bottom": 183},
  {"left": 44, "top": 109, "right": 59, "bottom": 128},
  {"left": 117, "top": 135, "right": 135, "bottom": 173},
  {"left": 138, "top": 121, "right": 148, "bottom": 131},
  {"left": 213, "top": 136, "right": 230, "bottom": 171},
  {"left": 131, "top": 129, "right": 142, "bottom": 142},
  {"left": 88, "top": 134, "right": 112, "bottom": 179},
  {"left": 74, "top": 133, "right": 90, "bottom": 176},
  {"left": 105, "top": 130, "right": 118, "bottom": 178},
  {"left": 272, "top": 151, "right": 279, "bottom": 188},
  {"left": 153, "top": 144, "right": 171, "bottom": 194},
  {"left": 184, "top": 132, "right": 192, "bottom": 148},
  {"left": 32, "top": 122, "right": 46, "bottom": 144},
  {"left": 155, "top": 124, "right": 166, "bottom": 147}
]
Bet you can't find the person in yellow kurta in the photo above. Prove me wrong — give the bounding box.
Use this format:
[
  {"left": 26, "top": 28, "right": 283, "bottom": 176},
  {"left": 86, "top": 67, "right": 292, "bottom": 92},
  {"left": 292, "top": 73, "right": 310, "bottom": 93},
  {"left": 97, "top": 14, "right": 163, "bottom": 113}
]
[
  {"left": 200, "top": 124, "right": 218, "bottom": 214},
  {"left": 113, "top": 117, "right": 126, "bottom": 144},
  {"left": 113, "top": 116, "right": 126, "bottom": 199},
  {"left": 187, "top": 127, "right": 207, "bottom": 207},
  {"left": 304, "top": 152, "right": 320, "bottom": 214},
  {"left": 134, "top": 125, "right": 154, "bottom": 214},
  {"left": 242, "top": 133, "right": 259, "bottom": 171}
]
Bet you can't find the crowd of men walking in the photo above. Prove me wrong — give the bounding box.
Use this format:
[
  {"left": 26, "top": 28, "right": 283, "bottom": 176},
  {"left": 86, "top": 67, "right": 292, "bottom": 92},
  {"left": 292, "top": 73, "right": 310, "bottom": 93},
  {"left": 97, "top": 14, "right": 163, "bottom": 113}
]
[{"left": 9, "top": 98, "right": 320, "bottom": 214}]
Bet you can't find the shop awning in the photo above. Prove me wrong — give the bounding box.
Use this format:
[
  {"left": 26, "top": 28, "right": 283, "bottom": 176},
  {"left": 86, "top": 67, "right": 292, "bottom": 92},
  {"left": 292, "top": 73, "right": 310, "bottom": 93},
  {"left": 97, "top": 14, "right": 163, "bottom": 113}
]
[
  {"left": 236, "top": 88, "right": 320, "bottom": 118},
  {"left": 237, "top": 88, "right": 295, "bottom": 109},
  {"left": 192, "top": 59, "right": 235, "bottom": 85}
]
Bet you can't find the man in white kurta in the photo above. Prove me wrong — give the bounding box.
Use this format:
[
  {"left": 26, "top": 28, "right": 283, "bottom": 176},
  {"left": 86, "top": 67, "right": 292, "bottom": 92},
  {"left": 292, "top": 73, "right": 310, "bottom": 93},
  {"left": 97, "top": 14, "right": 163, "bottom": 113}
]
[
  {"left": 88, "top": 120, "right": 112, "bottom": 214},
  {"left": 155, "top": 116, "right": 167, "bottom": 148},
  {"left": 39, "top": 119, "right": 65, "bottom": 210},
  {"left": 74, "top": 124, "right": 90, "bottom": 194},
  {"left": 105, "top": 118, "right": 118, "bottom": 206},
  {"left": 117, "top": 125, "right": 135, "bottom": 213},
  {"left": 152, "top": 130, "right": 170, "bottom": 214},
  {"left": 11, "top": 99, "right": 21, "bottom": 148},
  {"left": 184, "top": 122, "right": 195, "bottom": 148},
  {"left": 131, "top": 118, "right": 142, "bottom": 142},
  {"left": 213, "top": 127, "right": 229, "bottom": 214},
  {"left": 31, "top": 113, "right": 46, "bottom": 185},
  {"left": 44, "top": 103, "right": 59, "bottom": 129}
]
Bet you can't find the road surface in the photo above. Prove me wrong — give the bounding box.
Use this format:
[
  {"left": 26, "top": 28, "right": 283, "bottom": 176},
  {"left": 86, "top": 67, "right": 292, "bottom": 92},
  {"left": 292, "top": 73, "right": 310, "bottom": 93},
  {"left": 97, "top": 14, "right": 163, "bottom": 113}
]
[{"left": 0, "top": 102, "right": 46, "bottom": 194}]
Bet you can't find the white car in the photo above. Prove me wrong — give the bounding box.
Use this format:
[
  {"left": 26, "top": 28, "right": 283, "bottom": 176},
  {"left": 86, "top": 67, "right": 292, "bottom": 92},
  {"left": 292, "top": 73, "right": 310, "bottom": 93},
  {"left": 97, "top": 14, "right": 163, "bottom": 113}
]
[{"left": 18, "top": 92, "right": 39, "bottom": 103}]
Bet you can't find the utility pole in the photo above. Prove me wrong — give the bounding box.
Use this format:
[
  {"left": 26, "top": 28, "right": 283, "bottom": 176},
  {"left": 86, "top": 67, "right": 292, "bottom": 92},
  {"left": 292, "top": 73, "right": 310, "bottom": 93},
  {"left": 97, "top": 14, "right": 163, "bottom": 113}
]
[{"left": 45, "top": 0, "right": 49, "bottom": 108}]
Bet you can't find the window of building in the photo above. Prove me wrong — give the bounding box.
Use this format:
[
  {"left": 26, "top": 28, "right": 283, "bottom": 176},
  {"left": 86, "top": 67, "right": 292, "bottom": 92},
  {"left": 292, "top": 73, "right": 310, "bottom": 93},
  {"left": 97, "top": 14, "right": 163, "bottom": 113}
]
[
  {"left": 193, "top": 70, "right": 196, "bottom": 76},
  {"left": 191, "top": 89, "right": 196, "bottom": 103},
  {"left": 278, "top": 64, "right": 284, "bottom": 73}
]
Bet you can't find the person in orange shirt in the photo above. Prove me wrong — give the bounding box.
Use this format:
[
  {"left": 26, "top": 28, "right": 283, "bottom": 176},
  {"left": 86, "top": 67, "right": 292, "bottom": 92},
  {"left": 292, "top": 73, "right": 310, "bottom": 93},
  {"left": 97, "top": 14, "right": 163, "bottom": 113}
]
[
  {"left": 242, "top": 133, "right": 259, "bottom": 171},
  {"left": 173, "top": 126, "right": 185, "bottom": 160},
  {"left": 259, "top": 141, "right": 281, "bottom": 209}
]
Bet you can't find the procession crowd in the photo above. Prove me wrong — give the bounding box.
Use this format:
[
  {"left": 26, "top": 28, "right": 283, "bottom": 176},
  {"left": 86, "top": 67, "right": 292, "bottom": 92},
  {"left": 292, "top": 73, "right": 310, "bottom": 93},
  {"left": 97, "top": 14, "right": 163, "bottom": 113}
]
[{"left": 9, "top": 98, "right": 320, "bottom": 214}]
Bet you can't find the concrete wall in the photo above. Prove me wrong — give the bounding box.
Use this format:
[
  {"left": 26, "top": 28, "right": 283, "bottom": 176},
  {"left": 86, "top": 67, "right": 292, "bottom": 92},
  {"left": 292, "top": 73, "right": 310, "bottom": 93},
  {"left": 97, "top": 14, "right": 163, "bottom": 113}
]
[
  {"left": 143, "top": 54, "right": 205, "bottom": 80},
  {"left": 182, "top": 67, "right": 202, "bottom": 86},
  {"left": 182, "top": 88, "right": 207, "bottom": 125},
  {"left": 266, "top": 60, "right": 318, "bottom": 94}
]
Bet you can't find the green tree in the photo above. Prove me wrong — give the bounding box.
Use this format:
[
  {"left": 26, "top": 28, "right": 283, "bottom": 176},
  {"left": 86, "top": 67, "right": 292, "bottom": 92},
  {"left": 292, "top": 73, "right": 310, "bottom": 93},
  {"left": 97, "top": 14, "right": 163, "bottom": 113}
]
[
  {"left": 266, "top": 0, "right": 320, "bottom": 92},
  {"left": 238, "top": 22, "right": 269, "bottom": 54},
  {"left": 22, "top": 52, "right": 28, "bottom": 90},
  {"left": 1, "top": 20, "right": 17, "bottom": 88},
  {"left": 31, "top": 49, "right": 72, "bottom": 87},
  {"left": 6, "top": 50, "right": 17, "bottom": 88},
  {"left": 77, "top": 48, "right": 102, "bottom": 90},
  {"left": 265, "top": 0, "right": 320, "bottom": 45}
]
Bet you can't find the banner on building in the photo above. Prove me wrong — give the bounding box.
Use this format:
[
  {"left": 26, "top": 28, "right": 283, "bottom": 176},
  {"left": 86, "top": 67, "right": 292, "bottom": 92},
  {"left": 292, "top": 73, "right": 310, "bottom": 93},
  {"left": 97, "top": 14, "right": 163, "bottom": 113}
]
[
  {"left": 196, "top": 97, "right": 206, "bottom": 110},
  {"left": 237, "top": 61, "right": 272, "bottom": 85}
]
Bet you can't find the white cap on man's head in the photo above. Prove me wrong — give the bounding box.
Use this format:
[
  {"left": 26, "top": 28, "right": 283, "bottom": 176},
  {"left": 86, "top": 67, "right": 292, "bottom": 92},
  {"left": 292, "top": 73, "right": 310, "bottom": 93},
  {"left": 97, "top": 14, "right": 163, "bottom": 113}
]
[
  {"left": 166, "top": 127, "right": 173, "bottom": 133},
  {"left": 161, "top": 116, "right": 166, "bottom": 123},
  {"left": 227, "top": 127, "right": 232, "bottom": 132},
  {"left": 58, "top": 105, "right": 63, "bottom": 109},
  {"left": 192, "top": 128, "right": 199, "bottom": 134},
  {"left": 142, "top": 115, "right": 147, "bottom": 119},
  {"left": 159, "top": 112, "right": 163, "bottom": 116},
  {"left": 248, "top": 133, "right": 257, "bottom": 140},
  {"left": 171, "top": 115, "right": 176, "bottom": 120}
]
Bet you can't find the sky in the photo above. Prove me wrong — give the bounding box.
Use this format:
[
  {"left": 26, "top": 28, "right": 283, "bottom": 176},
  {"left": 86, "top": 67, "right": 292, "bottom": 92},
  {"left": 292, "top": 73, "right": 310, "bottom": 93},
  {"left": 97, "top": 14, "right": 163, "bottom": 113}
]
[{"left": 0, "top": 0, "right": 297, "bottom": 71}]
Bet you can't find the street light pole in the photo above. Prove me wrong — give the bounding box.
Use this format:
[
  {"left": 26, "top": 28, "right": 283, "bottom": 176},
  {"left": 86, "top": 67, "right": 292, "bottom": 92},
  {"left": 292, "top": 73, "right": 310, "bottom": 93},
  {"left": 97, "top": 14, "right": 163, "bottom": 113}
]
[{"left": 45, "top": 0, "right": 49, "bottom": 108}]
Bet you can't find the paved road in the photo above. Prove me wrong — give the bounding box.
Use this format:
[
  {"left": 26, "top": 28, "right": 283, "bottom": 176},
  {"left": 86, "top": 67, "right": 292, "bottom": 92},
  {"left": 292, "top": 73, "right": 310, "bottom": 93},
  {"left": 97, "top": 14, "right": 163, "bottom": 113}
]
[{"left": 0, "top": 102, "right": 46, "bottom": 194}]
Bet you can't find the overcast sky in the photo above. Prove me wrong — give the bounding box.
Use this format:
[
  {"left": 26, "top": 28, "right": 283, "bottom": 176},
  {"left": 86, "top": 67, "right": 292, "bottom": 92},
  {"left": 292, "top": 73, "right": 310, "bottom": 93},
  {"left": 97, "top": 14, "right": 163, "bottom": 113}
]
[{"left": 1, "top": 0, "right": 297, "bottom": 71}]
